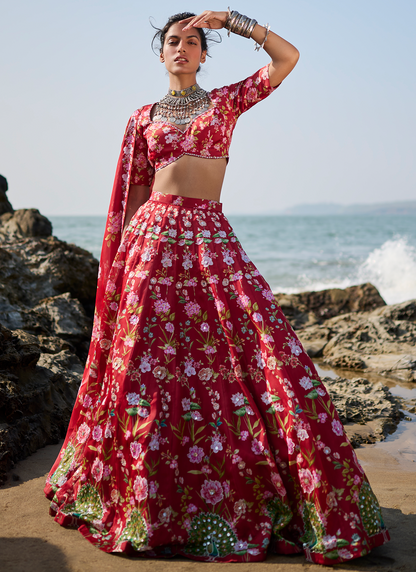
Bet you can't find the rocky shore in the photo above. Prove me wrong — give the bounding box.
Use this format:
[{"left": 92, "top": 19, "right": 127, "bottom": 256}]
[
  {"left": 0, "top": 174, "right": 414, "bottom": 486},
  {"left": 0, "top": 176, "right": 98, "bottom": 485}
]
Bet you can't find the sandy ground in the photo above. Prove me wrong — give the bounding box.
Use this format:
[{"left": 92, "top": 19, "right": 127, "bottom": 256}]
[{"left": 1, "top": 442, "right": 415, "bottom": 572}]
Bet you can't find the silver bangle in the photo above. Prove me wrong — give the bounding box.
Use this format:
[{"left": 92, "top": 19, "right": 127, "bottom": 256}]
[
  {"left": 224, "top": 8, "right": 258, "bottom": 39},
  {"left": 254, "top": 23, "right": 270, "bottom": 51}
]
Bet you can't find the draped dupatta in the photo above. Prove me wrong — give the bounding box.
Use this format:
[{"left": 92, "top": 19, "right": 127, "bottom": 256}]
[{"left": 94, "top": 110, "right": 140, "bottom": 319}]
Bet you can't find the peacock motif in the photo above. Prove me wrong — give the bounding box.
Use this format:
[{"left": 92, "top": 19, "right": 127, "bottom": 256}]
[
  {"left": 358, "top": 481, "right": 384, "bottom": 536},
  {"left": 117, "top": 509, "right": 148, "bottom": 550},
  {"left": 49, "top": 443, "right": 75, "bottom": 489},
  {"left": 185, "top": 512, "right": 238, "bottom": 558}
]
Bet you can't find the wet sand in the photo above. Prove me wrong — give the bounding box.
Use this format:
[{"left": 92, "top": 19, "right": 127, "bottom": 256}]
[{"left": 1, "top": 440, "right": 415, "bottom": 572}]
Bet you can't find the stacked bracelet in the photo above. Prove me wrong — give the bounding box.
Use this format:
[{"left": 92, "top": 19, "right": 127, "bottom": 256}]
[
  {"left": 254, "top": 23, "right": 270, "bottom": 51},
  {"left": 224, "top": 9, "right": 257, "bottom": 38}
]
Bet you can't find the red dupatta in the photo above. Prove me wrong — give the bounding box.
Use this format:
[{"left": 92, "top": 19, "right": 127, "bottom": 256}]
[{"left": 94, "top": 110, "right": 140, "bottom": 318}]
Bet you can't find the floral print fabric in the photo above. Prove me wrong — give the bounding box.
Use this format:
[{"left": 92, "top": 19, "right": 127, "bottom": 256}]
[
  {"left": 130, "top": 65, "right": 278, "bottom": 185},
  {"left": 45, "top": 192, "right": 389, "bottom": 565}
]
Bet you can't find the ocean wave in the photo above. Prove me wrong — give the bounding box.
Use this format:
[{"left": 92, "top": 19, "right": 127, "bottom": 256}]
[{"left": 272, "top": 236, "right": 416, "bottom": 305}]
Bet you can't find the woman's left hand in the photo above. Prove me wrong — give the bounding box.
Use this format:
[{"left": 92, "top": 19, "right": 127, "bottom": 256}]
[{"left": 180, "top": 11, "right": 228, "bottom": 30}]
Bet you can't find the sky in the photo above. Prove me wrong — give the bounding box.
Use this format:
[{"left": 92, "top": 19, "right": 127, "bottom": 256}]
[{"left": 1, "top": 0, "right": 415, "bottom": 215}]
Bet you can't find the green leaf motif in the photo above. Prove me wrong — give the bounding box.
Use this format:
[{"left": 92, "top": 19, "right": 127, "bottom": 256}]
[
  {"left": 190, "top": 403, "right": 201, "bottom": 410},
  {"left": 126, "top": 407, "right": 138, "bottom": 416},
  {"left": 233, "top": 407, "right": 246, "bottom": 417},
  {"left": 305, "top": 389, "right": 319, "bottom": 400},
  {"left": 182, "top": 412, "right": 192, "bottom": 421}
]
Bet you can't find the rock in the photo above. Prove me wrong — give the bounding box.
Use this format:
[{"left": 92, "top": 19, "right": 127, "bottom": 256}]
[
  {"left": 0, "top": 175, "right": 13, "bottom": 215},
  {"left": 275, "top": 283, "right": 386, "bottom": 329},
  {"left": 0, "top": 208, "right": 52, "bottom": 238},
  {"left": 0, "top": 324, "right": 82, "bottom": 486},
  {"left": 0, "top": 186, "right": 97, "bottom": 484},
  {"left": 0, "top": 236, "right": 99, "bottom": 320},
  {"left": 33, "top": 292, "right": 91, "bottom": 346},
  {"left": 322, "top": 308, "right": 416, "bottom": 381},
  {"left": 321, "top": 376, "right": 402, "bottom": 447}
]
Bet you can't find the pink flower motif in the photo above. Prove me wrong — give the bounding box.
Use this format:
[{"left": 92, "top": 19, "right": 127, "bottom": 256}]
[
  {"left": 198, "top": 368, "right": 212, "bottom": 381},
  {"left": 288, "top": 338, "right": 302, "bottom": 356},
  {"left": 251, "top": 438, "right": 264, "bottom": 455},
  {"left": 191, "top": 411, "right": 203, "bottom": 421},
  {"left": 231, "top": 393, "right": 245, "bottom": 407},
  {"left": 107, "top": 212, "right": 122, "bottom": 234},
  {"left": 154, "top": 298, "right": 170, "bottom": 314},
  {"left": 332, "top": 419, "right": 344, "bottom": 436},
  {"left": 353, "top": 474, "right": 361, "bottom": 486},
  {"left": 133, "top": 476, "right": 148, "bottom": 502},
  {"left": 83, "top": 395, "right": 92, "bottom": 408},
  {"left": 182, "top": 398, "right": 191, "bottom": 411},
  {"left": 298, "top": 468, "right": 315, "bottom": 495},
  {"left": 105, "top": 281, "right": 116, "bottom": 293},
  {"left": 126, "top": 292, "right": 139, "bottom": 306},
  {"left": 317, "top": 387, "right": 326, "bottom": 396},
  {"left": 165, "top": 322, "right": 174, "bottom": 333},
  {"left": 285, "top": 437, "right": 295, "bottom": 455},
  {"left": 240, "top": 431, "right": 249, "bottom": 441},
  {"left": 262, "top": 289, "right": 275, "bottom": 302},
  {"left": 100, "top": 339, "right": 111, "bottom": 350},
  {"left": 149, "top": 481, "right": 159, "bottom": 495},
  {"left": 91, "top": 458, "right": 103, "bottom": 481},
  {"left": 271, "top": 472, "right": 286, "bottom": 497},
  {"left": 188, "top": 445, "right": 204, "bottom": 463},
  {"left": 187, "top": 503, "right": 197, "bottom": 513},
  {"left": 237, "top": 294, "right": 250, "bottom": 309},
  {"left": 130, "top": 441, "right": 142, "bottom": 459},
  {"left": 76, "top": 422, "right": 90, "bottom": 444},
  {"left": 322, "top": 535, "right": 337, "bottom": 550},
  {"left": 318, "top": 413, "right": 328, "bottom": 423},
  {"left": 246, "top": 87, "right": 258, "bottom": 102},
  {"left": 338, "top": 549, "right": 353, "bottom": 560},
  {"left": 200, "top": 480, "right": 224, "bottom": 505},
  {"left": 184, "top": 301, "right": 201, "bottom": 318},
  {"left": 200, "top": 322, "right": 209, "bottom": 332},
  {"left": 252, "top": 312, "right": 263, "bottom": 322},
  {"left": 92, "top": 425, "right": 102, "bottom": 441},
  {"left": 299, "top": 376, "right": 313, "bottom": 390}
]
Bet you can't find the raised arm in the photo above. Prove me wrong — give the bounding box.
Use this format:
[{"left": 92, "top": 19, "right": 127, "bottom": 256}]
[{"left": 182, "top": 10, "right": 299, "bottom": 87}]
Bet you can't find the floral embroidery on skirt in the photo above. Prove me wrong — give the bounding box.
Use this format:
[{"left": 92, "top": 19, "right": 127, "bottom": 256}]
[{"left": 45, "top": 192, "right": 389, "bottom": 564}]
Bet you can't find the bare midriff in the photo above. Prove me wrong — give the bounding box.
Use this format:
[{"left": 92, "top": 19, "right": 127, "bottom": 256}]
[{"left": 152, "top": 155, "right": 227, "bottom": 203}]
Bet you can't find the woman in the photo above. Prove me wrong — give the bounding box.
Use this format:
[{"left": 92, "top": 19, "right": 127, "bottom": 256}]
[{"left": 45, "top": 10, "right": 389, "bottom": 564}]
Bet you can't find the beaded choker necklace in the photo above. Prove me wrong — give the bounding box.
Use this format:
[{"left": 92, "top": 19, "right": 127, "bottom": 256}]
[{"left": 153, "top": 83, "right": 211, "bottom": 126}]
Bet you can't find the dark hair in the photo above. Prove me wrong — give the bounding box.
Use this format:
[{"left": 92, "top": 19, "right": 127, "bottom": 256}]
[{"left": 151, "top": 12, "right": 221, "bottom": 71}]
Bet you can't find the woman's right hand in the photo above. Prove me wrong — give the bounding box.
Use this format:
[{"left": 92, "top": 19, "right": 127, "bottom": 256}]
[{"left": 180, "top": 11, "right": 229, "bottom": 31}]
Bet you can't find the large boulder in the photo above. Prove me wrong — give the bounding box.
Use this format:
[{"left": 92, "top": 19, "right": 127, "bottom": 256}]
[
  {"left": 0, "top": 236, "right": 99, "bottom": 319},
  {"left": 298, "top": 299, "right": 416, "bottom": 382},
  {"left": 0, "top": 175, "right": 13, "bottom": 216},
  {"left": 0, "top": 208, "right": 52, "bottom": 238},
  {"left": 275, "top": 283, "right": 386, "bottom": 329},
  {"left": 0, "top": 324, "right": 83, "bottom": 485},
  {"left": 322, "top": 376, "right": 402, "bottom": 447}
]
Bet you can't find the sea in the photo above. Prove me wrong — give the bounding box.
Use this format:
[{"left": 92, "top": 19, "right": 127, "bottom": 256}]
[{"left": 49, "top": 214, "right": 416, "bottom": 305}]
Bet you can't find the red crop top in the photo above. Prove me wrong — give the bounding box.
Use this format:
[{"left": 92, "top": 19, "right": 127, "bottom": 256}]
[{"left": 130, "top": 65, "right": 278, "bottom": 186}]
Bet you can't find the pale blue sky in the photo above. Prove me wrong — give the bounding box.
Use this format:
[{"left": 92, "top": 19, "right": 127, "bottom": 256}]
[{"left": 1, "top": 0, "right": 415, "bottom": 215}]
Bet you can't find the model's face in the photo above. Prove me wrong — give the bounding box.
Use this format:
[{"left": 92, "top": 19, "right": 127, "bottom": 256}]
[{"left": 160, "top": 22, "right": 206, "bottom": 76}]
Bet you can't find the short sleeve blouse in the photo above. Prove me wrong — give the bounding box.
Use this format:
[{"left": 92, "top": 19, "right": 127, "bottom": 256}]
[{"left": 129, "top": 64, "right": 279, "bottom": 186}]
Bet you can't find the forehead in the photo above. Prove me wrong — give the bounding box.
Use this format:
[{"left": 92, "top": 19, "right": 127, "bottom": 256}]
[{"left": 166, "top": 22, "right": 201, "bottom": 40}]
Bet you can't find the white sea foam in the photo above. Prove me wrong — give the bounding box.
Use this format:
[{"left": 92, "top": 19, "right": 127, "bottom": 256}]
[
  {"left": 357, "top": 237, "right": 416, "bottom": 304},
  {"left": 273, "top": 237, "right": 416, "bottom": 305}
]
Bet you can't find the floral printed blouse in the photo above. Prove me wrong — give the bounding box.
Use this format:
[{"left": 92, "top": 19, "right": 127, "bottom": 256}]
[{"left": 130, "top": 65, "right": 278, "bottom": 185}]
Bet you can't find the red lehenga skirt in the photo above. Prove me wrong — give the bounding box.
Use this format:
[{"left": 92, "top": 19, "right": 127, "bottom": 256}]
[{"left": 45, "top": 192, "right": 389, "bottom": 565}]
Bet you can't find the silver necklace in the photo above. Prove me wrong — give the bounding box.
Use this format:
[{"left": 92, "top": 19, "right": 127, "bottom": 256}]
[{"left": 153, "top": 84, "right": 211, "bottom": 126}]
